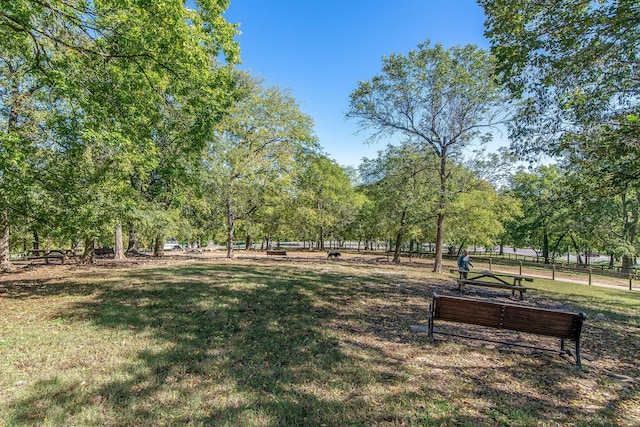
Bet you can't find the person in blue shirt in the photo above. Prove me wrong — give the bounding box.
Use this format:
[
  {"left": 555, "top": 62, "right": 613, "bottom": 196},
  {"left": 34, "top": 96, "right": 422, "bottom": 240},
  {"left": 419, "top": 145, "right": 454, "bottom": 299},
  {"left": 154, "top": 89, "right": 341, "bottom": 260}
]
[{"left": 457, "top": 250, "right": 473, "bottom": 279}]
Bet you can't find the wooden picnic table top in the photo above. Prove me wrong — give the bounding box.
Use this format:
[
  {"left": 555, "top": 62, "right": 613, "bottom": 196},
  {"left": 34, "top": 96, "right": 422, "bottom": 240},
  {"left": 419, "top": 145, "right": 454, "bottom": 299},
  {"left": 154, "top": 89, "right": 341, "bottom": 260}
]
[
  {"left": 27, "top": 249, "right": 74, "bottom": 257},
  {"left": 28, "top": 249, "right": 49, "bottom": 255}
]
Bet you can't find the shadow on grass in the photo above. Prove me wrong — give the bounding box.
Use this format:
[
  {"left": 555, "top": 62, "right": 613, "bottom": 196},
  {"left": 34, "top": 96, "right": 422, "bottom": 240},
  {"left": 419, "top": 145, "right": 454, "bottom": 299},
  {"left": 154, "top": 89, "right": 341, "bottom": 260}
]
[{"left": 3, "top": 262, "right": 638, "bottom": 425}]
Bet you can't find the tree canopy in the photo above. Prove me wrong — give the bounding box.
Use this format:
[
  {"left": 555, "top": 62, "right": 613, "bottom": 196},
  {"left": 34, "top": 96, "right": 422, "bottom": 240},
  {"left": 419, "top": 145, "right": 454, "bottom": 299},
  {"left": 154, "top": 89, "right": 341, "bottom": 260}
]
[{"left": 347, "top": 40, "right": 510, "bottom": 272}]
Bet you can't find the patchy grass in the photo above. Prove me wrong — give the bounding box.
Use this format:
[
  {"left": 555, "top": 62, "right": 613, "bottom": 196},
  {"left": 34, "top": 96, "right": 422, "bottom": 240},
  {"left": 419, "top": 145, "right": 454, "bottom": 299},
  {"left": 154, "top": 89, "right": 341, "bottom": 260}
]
[{"left": 0, "top": 256, "right": 638, "bottom": 426}]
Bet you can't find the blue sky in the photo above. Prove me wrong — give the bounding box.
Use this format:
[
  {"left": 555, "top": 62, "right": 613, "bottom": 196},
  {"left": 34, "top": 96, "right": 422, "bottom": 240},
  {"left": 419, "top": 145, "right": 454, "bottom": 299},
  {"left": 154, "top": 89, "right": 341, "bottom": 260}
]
[{"left": 223, "top": 1, "right": 492, "bottom": 168}]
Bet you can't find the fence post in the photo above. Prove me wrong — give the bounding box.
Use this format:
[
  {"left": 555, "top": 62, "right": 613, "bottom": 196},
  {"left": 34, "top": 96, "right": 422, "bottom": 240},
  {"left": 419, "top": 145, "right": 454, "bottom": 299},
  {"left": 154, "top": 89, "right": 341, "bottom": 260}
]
[
  {"left": 630, "top": 274, "right": 634, "bottom": 291},
  {"left": 552, "top": 264, "right": 555, "bottom": 281},
  {"left": 519, "top": 262, "right": 522, "bottom": 275},
  {"left": 489, "top": 258, "right": 492, "bottom": 271},
  {"left": 588, "top": 268, "right": 592, "bottom": 286}
]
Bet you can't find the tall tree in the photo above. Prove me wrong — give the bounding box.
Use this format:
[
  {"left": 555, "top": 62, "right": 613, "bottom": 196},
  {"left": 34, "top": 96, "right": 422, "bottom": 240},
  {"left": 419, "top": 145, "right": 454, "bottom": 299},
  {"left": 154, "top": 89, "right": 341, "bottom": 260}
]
[
  {"left": 0, "top": 0, "right": 240, "bottom": 267},
  {"left": 359, "top": 145, "right": 439, "bottom": 262},
  {"left": 295, "top": 154, "right": 362, "bottom": 251},
  {"left": 481, "top": 0, "right": 640, "bottom": 270},
  {"left": 505, "top": 166, "right": 570, "bottom": 264},
  {"left": 347, "top": 41, "right": 509, "bottom": 272},
  {"left": 205, "top": 72, "right": 317, "bottom": 258}
]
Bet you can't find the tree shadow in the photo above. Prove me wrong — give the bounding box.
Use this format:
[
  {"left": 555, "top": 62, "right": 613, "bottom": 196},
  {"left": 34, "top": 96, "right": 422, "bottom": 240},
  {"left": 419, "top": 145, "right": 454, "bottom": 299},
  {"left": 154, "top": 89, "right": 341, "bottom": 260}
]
[{"left": 3, "top": 262, "right": 638, "bottom": 425}]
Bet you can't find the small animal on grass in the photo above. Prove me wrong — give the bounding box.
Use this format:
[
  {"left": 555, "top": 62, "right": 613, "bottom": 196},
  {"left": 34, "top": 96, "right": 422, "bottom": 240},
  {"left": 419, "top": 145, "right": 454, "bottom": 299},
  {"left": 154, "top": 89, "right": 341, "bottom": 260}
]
[{"left": 327, "top": 251, "right": 341, "bottom": 260}]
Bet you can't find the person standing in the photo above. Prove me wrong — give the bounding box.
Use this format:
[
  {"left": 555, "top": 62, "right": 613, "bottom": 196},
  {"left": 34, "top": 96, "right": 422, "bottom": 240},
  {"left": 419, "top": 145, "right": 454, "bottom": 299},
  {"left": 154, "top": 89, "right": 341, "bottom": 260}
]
[{"left": 457, "top": 250, "right": 473, "bottom": 279}]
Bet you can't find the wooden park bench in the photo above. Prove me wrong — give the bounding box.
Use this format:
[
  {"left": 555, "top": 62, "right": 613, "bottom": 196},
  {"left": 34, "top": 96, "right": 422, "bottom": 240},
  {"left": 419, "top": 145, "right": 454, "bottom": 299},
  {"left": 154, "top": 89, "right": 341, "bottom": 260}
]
[
  {"left": 428, "top": 294, "right": 587, "bottom": 368},
  {"left": 450, "top": 269, "right": 534, "bottom": 300},
  {"left": 266, "top": 249, "right": 287, "bottom": 257}
]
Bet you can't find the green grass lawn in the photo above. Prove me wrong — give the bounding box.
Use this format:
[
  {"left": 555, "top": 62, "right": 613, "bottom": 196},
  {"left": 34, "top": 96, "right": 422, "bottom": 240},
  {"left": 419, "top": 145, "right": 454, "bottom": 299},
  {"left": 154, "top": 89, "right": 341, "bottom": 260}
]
[{"left": 1, "top": 258, "right": 638, "bottom": 426}]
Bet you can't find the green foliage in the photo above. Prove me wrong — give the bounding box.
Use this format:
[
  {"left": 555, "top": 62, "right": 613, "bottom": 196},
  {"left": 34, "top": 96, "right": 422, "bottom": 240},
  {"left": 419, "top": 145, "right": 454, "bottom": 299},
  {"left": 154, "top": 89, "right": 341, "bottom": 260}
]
[
  {"left": 0, "top": 0, "right": 239, "bottom": 258},
  {"left": 294, "top": 154, "right": 363, "bottom": 246},
  {"left": 480, "top": 0, "right": 639, "bottom": 158},
  {"left": 359, "top": 144, "right": 439, "bottom": 244},
  {"left": 347, "top": 40, "right": 510, "bottom": 270},
  {"left": 481, "top": 0, "right": 640, "bottom": 267},
  {"left": 203, "top": 72, "right": 318, "bottom": 256},
  {"left": 503, "top": 166, "right": 568, "bottom": 259}
]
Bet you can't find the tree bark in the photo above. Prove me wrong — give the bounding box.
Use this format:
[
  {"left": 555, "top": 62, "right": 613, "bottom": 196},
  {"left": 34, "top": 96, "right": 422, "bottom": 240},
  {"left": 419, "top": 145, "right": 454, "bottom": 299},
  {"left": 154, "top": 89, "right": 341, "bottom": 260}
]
[
  {"left": 127, "top": 224, "right": 139, "bottom": 254},
  {"left": 154, "top": 235, "right": 164, "bottom": 257},
  {"left": 432, "top": 149, "right": 448, "bottom": 274},
  {"left": 620, "top": 191, "right": 639, "bottom": 274},
  {"left": 81, "top": 237, "right": 96, "bottom": 264},
  {"left": 433, "top": 213, "right": 445, "bottom": 273},
  {"left": 621, "top": 254, "right": 634, "bottom": 274},
  {"left": 114, "top": 223, "right": 126, "bottom": 261},
  {"left": 319, "top": 225, "right": 325, "bottom": 252},
  {"left": 393, "top": 207, "right": 407, "bottom": 263},
  {"left": 226, "top": 199, "right": 235, "bottom": 259},
  {"left": 0, "top": 208, "right": 14, "bottom": 272},
  {"left": 542, "top": 230, "right": 550, "bottom": 264},
  {"left": 569, "top": 234, "right": 583, "bottom": 265}
]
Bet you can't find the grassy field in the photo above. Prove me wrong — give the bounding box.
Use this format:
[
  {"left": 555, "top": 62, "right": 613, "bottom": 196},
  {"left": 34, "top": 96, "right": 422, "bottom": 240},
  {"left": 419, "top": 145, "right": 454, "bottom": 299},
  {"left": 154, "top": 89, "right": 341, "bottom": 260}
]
[{"left": 1, "top": 255, "right": 639, "bottom": 426}]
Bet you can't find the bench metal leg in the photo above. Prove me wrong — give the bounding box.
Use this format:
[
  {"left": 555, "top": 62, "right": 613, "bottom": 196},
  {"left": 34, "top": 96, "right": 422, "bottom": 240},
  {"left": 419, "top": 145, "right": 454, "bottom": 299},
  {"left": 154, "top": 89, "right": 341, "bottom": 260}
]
[
  {"left": 575, "top": 339, "right": 582, "bottom": 368},
  {"left": 428, "top": 316, "right": 435, "bottom": 344},
  {"left": 428, "top": 300, "right": 436, "bottom": 344}
]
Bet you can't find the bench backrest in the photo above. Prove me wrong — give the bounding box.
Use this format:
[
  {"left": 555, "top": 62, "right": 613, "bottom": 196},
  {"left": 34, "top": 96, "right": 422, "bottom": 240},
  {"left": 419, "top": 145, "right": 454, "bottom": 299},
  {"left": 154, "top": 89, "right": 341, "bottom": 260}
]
[{"left": 431, "top": 295, "right": 585, "bottom": 340}]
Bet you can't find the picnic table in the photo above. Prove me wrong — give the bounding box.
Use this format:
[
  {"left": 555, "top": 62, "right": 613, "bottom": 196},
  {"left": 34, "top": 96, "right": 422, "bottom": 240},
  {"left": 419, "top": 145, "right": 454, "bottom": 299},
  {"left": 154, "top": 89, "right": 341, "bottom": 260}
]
[
  {"left": 94, "top": 247, "right": 115, "bottom": 258},
  {"left": 26, "top": 249, "right": 70, "bottom": 264},
  {"left": 450, "top": 269, "right": 534, "bottom": 300}
]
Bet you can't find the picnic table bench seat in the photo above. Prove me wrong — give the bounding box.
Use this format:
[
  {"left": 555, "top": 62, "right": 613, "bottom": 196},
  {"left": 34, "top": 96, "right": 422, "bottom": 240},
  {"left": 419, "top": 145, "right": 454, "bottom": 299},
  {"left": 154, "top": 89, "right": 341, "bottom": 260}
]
[
  {"left": 266, "top": 250, "right": 287, "bottom": 256},
  {"left": 450, "top": 269, "right": 534, "bottom": 300},
  {"left": 428, "top": 294, "right": 587, "bottom": 368},
  {"left": 455, "top": 278, "right": 529, "bottom": 299}
]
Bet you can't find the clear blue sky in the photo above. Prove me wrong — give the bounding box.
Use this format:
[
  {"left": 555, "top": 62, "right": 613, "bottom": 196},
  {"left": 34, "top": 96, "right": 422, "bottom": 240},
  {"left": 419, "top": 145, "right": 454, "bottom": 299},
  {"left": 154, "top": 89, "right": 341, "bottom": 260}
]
[{"left": 223, "top": 1, "right": 491, "bottom": 168}]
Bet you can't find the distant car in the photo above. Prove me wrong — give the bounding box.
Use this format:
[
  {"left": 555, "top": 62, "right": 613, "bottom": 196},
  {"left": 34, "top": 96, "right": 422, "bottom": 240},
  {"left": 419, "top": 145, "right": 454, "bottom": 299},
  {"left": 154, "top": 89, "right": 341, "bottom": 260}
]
[{"left": 163, "top": 243, "right": 182, "bottom": 251}]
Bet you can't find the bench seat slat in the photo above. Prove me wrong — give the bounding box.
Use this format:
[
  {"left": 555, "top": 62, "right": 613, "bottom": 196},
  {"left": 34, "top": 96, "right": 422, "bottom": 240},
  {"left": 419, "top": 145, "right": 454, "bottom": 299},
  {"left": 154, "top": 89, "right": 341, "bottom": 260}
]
[
  {"left": 436, "top": 299, "right": 502, "bottom": 328},
  {"left": 503, "top": 307, "right": 578, "bottom": 338}
]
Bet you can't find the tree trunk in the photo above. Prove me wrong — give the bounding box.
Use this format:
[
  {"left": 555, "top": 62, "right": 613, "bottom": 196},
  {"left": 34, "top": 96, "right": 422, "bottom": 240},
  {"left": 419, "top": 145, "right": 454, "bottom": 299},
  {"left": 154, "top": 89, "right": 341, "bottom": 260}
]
[
  {"left": 620, "top": 191, "right": 639, "bottom": 274},
  {"left": 432, "top": 150, "right": 447, "bottom": 274},
  {"left": 569, "top": 234, "right": 583, "bottom": 265},
  {"left": 81, "top": 237, "right": 96, "bottom": 264},
  {"left": 154, "top": 235, "right": 164, "bottom": 257},
  {"left": 245, "top": 234, "right": 253, "bottom": 250},
  {"left": 114, "top": 223, "right": 126, "bottom": 261},
  {"left": 33, "top": 230, "right": 40, "bottom": 250},
  {"left": 127, "top": 224, "right": 139, "bottom": 254},
  {"left": 0, "top": 208, "right": 14, "bottom": 272},
  {"left": 226, "top": 199, "right": 235, "bottom": 259},
  {"left": 393, "top": 207, "right": 407, "bottom": 263},
  {"left": 542, "top": 230, "right": 550, "bottom": 264},
  {"left": 433, "top": 212, "right": 445, "bottom": 273},
  {"left": 621, "top": 254, "right": 634, "bottom": 275},
  {"left": 319, "top": 225, "right": 325, "bottom": 252}
]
